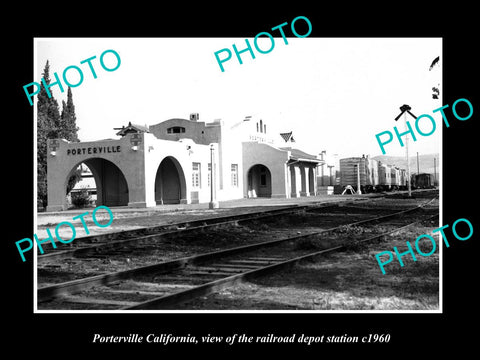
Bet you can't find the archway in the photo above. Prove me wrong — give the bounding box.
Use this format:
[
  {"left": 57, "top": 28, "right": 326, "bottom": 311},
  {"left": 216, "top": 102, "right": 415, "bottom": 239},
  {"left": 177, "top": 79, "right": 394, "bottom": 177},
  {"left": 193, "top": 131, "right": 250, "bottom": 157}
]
[
  {"left": 66, "top": 158, "right": 129, "bottom": 207},
  {"left": 247, "top": 164, "right": 272, "bottom": 198},
  {"left": 154, "top": 156, "right": 187, "bottom": 204},
  {"left": 66, "top": 163, "right": 97, "bottom": 207}
]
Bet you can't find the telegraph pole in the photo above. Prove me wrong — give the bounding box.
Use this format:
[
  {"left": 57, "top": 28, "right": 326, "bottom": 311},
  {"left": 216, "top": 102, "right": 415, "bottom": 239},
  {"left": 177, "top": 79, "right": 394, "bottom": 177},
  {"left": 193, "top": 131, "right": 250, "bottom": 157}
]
[
  {"left": 394, "top": 104, "right": 416, "bottom": 198},
  {"left": 404, "top": 112, "right": 412, "bottom": 197}
]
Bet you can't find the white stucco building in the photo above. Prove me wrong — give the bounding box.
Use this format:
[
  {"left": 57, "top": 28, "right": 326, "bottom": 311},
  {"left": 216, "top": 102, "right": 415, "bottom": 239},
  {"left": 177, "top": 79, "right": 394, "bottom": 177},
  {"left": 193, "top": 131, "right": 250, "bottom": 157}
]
[{"left": 46, "top": 114, "right": 324, "bottom": 211}]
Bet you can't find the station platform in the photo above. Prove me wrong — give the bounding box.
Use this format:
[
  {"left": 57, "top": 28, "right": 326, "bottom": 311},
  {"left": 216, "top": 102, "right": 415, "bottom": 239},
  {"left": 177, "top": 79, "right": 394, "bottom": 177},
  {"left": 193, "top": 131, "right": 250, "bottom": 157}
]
[{"left": 35, "top": 193, "right": 368, "bottom": 237}]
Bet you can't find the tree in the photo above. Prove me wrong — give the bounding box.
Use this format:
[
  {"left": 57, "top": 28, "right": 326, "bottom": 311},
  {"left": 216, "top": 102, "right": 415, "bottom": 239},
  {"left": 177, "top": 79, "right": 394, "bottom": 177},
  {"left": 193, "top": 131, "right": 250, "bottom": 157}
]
[
  {"left": 60, "top": 87, "right": 79, "bottom": 142},
  {"left": 37, "top": 61, "right": 81, "bottom": 209},
  {"left": 37, "top": 61, "right": 61, "bottom": 209},
  {"left": 429, "top": 56, "right": 440, "bottom": 100},
  {"left": 60, "top": 88, "right": 82, "bottom": 195}
]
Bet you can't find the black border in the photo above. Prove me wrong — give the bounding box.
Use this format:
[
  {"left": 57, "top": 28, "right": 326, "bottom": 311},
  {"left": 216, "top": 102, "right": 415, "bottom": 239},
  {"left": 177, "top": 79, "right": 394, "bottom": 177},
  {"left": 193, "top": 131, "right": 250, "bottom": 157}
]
[{"left": 7, "top": 4, "right": 478, "bottom": 356}]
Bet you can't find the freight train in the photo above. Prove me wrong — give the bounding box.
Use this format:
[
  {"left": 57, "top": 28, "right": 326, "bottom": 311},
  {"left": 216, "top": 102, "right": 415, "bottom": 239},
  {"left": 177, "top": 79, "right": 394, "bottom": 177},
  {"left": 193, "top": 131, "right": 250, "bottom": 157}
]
[{"left": 339, "top": 155, "right": 435, "bottom": 193}]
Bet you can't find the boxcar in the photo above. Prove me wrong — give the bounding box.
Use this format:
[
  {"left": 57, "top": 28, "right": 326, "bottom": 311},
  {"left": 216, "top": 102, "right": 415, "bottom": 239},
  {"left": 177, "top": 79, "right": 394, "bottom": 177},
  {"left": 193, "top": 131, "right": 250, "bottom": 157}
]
[
  {"left": 411, "top": 173, "right": 434, "bottom": 189},
  {"left": 377, "top": 162, "right": 392, "bottom": 191},
  {"left": 339, "top": 156, "right": 378, "bottom": 193}
]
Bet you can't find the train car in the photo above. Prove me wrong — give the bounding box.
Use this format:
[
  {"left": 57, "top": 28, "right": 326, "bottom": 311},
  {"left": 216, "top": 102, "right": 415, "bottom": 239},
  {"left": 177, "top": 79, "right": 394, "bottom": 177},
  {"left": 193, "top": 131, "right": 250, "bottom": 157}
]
[
  {"left": 339, "top": 156, "right": 407, "bottom": 193},
  {"left": 390, "top": 167, "right": 398, "bottom": 190},
  {"left": 339, "top": 157, "right": 364, "bottom": 193},
  {"left": 398, "top": 168, "right": 407, "bottom": 189},
  {"left": 367, "top": 158, "right": 378, "bottom": 189},
  {"left": 339, "top": 156, "right": 378, "bottom": 193},
  {"left": 377, "top": 162, "right": 392, "bottom": 191},
  {"left": 411, "top": 173, "right": 434, "bottom": 189}
]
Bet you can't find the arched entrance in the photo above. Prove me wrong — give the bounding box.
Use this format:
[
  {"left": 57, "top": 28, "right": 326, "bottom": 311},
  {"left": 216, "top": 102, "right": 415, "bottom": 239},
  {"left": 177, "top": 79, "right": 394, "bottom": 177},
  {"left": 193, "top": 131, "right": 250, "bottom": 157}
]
[
  {"left": 155, "top": 156, "right": 187, "bottom": 204},
  {"left": 66, "top": 158, "right": 129, "bottom": 207},
  {"left": 247, "top": 164, "right": 272, "bottom": 198}
]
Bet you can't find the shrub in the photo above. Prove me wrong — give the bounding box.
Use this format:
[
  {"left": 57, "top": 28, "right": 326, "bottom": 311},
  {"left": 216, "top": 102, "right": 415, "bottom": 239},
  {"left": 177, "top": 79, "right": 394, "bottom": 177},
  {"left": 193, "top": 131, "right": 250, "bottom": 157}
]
[{"left": 71, "top": 189, "right": 91, "bottom": 208}]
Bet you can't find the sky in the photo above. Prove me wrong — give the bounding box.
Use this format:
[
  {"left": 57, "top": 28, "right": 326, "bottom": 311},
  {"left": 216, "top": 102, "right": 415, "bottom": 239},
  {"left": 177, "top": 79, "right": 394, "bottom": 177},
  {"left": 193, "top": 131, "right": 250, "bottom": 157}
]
[{"left": 35, "top": 37, "right": 442, "bottom": 162}]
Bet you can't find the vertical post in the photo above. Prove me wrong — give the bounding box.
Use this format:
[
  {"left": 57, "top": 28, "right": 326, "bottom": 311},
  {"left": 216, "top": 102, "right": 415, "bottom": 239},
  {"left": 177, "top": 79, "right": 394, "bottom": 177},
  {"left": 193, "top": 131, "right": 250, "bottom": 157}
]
[
  {"left": 320, "top": 150, "right": 326, "bottom": 186},
  {"left": 405, "top": 112, "right": 412, "bottom": 197},
  {"left": 434, "top": 157, "right": 437, "bottom": 187},
  {"left": 328, "top": 165, "right": 334, "bottom": 186},
  {"left": 356, "top": 163, "right": 362, "bottom": 194},
  {"left": 209, "top": 144, "right": 219, "bottom": 209}
]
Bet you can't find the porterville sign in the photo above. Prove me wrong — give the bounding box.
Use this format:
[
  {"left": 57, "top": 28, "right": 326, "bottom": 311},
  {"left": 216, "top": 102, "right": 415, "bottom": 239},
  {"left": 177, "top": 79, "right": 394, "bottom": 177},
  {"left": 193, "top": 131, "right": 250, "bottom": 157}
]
[{"left": 66, "top": 145, "right": 122, "bottom": 155}]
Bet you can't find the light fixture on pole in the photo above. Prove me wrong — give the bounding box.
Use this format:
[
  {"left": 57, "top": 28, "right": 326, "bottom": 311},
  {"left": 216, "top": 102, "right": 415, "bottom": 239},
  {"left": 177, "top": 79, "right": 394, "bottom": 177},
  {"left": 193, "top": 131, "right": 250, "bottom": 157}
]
[
  {"left": 394, "top": 104, "right": 417, "bottom": 197},
  {"left": 209, "top": 144, "right": 219, "bottom": 209}
]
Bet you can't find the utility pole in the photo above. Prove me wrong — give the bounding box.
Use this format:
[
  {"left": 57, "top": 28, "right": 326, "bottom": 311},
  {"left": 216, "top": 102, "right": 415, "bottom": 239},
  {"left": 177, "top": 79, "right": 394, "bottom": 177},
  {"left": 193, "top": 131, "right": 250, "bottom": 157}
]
[
  {"left": 394, "top": 104, "right": 416, "bottom": 197},
  {"left": 404, "top": 112, "right": 412, "bottom": 197}
]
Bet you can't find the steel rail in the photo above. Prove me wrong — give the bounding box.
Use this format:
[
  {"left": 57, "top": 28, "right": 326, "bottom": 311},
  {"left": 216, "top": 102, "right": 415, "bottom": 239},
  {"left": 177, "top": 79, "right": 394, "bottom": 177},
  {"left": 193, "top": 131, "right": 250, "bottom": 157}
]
[
  {"left": 38, "top": 189, "right": 437, "bottom": 262},
  {"left": 37, "top": 196, "right": 437, "bottom": 303},
  {"left": 37, "top": 201, "right": 344, "bottom": 262},
  {"left": 124, "top": 213, "right": 439, "bottom": 310}
]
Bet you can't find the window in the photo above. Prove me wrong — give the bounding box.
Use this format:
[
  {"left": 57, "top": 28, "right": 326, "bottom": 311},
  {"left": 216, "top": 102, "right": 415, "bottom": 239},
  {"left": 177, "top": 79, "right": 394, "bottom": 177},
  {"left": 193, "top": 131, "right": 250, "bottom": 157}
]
[
  {"left": 192, "top": 162, "right": 201, "bottom": 188},
  {"left": 167, "top": 126, "right": 186, "bottom": 134},
  {"left": 260, "top": 119, "right": 263, "bottom": 133},
  {"left": 231, "top": 164, "right": 238, "bottom": 187}
]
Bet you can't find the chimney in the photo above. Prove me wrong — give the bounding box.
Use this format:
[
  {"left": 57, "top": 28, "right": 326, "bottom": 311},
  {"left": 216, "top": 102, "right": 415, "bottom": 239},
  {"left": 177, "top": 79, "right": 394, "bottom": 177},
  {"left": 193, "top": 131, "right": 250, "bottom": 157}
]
[{"left": 190, "top": 113, "right": 199, "bottom": 121}]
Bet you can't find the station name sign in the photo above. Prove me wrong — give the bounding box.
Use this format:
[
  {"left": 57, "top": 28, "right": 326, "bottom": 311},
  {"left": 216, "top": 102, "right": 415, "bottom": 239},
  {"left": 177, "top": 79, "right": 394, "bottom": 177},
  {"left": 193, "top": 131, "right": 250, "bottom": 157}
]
[
  {"left": 249, "top": 135, "right": 274, "bottom": 144},
  {"left": 67, "top": 145, "right": 121, "bottom": 155}
]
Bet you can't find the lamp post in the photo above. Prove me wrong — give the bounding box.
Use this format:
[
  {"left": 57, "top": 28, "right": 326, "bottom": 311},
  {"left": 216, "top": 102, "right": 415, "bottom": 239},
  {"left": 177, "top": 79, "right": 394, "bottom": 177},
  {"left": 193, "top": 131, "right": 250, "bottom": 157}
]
[{"left": 209, "top": 144, "right": 219, "bottom": 209}]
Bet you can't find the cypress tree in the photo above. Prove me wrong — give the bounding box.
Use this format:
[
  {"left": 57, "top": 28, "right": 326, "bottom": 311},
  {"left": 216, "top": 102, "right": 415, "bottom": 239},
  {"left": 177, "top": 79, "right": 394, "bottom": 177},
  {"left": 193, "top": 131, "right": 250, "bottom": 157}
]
[
  {"left": 60, "top": 87, "right": 79, "bottom": 142},
  {"left": 37, "top": 60, "right": 61, "bottom": 209},
  {"left": 38, "top": 61, "right": 82, "bottom": 208},
  {"left": 61, "top": 88, "right": 82, "bottom": 194}
]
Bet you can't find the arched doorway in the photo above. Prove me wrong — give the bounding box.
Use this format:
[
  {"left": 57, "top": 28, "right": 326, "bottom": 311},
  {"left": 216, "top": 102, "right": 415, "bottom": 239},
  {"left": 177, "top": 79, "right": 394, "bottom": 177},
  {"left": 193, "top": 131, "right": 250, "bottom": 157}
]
[
  {"left": 247, "top": 164, "right": 272, "bottom": 198},
  {"left": 66, "top": 158, "right": 129, "bottom": 207},
  {"left": 155, "top": 156, "right": 186, "bottom": 204},
  {"left": 66, "top": 163, "right": 97, "bottom": 207}
]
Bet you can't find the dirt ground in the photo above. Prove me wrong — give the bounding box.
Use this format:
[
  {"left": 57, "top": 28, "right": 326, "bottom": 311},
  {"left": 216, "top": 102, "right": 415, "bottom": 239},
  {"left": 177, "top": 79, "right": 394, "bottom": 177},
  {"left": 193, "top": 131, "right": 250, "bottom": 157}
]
[
  {"left": 37, "top": 192, "right": 439, "bottom": 311},
  {"left": 175, "top": 220, "right": 440, "bottom": 311},
  {"left": 35, "top": 193, "right": 388, "bottom": 240}
]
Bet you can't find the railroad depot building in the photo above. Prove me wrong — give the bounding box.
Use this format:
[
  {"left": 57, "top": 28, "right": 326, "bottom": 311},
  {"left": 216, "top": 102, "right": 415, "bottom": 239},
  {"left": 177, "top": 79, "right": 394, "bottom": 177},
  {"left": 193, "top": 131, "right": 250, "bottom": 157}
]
[{"left": 46, "top": 114, "right": 324, "bottom": 211}]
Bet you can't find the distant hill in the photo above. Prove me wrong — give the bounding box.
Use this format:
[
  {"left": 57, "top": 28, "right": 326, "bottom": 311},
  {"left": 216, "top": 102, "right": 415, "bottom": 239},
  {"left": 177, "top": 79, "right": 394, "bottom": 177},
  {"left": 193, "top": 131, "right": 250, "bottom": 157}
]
[{"left": 372, "top": 153, "right": 440, "bottom": 175}]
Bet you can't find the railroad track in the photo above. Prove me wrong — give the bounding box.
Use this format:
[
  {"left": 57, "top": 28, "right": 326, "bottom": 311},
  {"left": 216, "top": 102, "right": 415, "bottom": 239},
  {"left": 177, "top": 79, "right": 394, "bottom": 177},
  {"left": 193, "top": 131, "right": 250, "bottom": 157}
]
[
  {"left": 37, "top": 194, "right": 438, "bottom": 310},
  {"left": 37, "top": 193, "right": 437, "bottom": 285},
  {"left": 37, "top": 189, "right": 438, "bottom": 264},
  {"left": 37, "top": 201, "right": 339, "bottom": 263}
]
